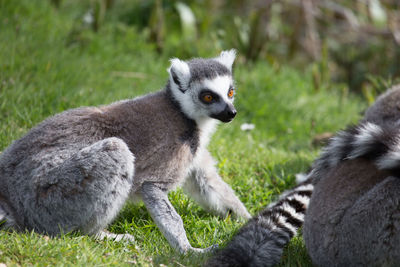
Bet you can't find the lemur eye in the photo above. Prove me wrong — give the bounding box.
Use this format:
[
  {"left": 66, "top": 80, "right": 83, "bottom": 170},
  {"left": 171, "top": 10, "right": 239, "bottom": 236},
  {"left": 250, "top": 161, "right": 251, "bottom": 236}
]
[
  {"left": 228, "top": 88, "right": 235, "bottom": 98},
  {"left": 203, "top": 94, "right": 213, "bottom": 103},
  {"left": 199, "top": 90, "right": 218, "bottom": 104}
]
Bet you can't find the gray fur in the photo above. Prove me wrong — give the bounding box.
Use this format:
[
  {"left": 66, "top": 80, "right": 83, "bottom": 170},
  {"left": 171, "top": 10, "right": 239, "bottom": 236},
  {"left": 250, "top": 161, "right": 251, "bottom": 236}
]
[
  {"left": 187, "top": 59, "right": 231, "bottom": 84},
  {"left": 304, "top": 159, "right": 400, "bottom": 266},
  {"left": 304, "top": 85, "right": 400, "bottom": 266},
  {"left": 208, "top": 220, "right": 289, "bottom": 267},
  {"left": 141, "top": 182, "right": 197, "bottom": 253},
  {"left": 0, "top": 51, "right": 249, "bottom": 253},
  {"left": 364, "top": 84, "right": 400, "bottom": 127}
]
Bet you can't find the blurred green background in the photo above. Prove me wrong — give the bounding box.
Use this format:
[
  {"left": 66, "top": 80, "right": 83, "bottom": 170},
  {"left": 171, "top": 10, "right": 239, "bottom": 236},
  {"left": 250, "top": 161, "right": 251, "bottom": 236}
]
[
  {"left": 77, "top": 0, "right": 400, "bottom": 94},
  {"left": 0, "top": 0, "right": 399, "bottom": 266}
]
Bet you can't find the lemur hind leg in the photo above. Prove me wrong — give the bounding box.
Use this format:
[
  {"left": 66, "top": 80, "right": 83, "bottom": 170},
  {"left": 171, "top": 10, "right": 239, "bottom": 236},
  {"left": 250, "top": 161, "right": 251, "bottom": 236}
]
[
  {"left": 183, "top": 150, "right": 250, "bottom": 219},
  {"left": 29, "top": 137, "right": 135, "bottom": 239}
]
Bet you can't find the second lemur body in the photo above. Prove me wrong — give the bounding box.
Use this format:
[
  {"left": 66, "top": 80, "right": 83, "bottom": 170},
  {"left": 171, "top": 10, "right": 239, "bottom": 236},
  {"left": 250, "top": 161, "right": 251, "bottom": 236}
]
[
  {"left": 0, "top": 50, "right": 250, "bottom": 253},
  {"left": 209, "top": 86, "right": 400, "bottom": 266},
  {"left": 304, "top": 86, "right": 400, "bottom": 266}
]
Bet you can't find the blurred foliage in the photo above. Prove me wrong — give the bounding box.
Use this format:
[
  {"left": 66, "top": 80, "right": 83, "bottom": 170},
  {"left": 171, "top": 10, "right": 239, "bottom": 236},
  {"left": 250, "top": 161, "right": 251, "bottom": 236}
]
[{"left": 57, "top": 0, "right": 400, "bottom": 97}]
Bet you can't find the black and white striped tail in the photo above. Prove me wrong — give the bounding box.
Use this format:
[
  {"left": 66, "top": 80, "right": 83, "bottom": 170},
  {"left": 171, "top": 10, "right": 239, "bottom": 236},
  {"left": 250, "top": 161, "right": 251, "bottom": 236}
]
[
  {"left": 208, "top": 181, "right": 313, "bottom": 267},
  {"left": 208, "top": 121, "right": 400, "bottom": 267}
]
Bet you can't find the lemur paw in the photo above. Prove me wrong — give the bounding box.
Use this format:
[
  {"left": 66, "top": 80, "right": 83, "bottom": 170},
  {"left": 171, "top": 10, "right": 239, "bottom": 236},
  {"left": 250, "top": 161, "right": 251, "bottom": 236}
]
[
  {"left": 95, "top": 230, "right": 135, "bottom": 242},
  {"left": 186, "top": 244, "right": 219, "bottom": 254}
]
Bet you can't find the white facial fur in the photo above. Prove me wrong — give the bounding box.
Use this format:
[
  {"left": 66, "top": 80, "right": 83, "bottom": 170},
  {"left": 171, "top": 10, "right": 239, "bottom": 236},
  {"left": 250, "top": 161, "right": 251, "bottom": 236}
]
[
  {"left": 202, "top": 75, "right": 234, "bottom": 103},
  {"left": 167, "top": 50, "right": 236, "bottom": 124},
  {"left": 169, "top": 75, "right": 234, "bottom": 122},
  {"left": 215, "top": 49, "right": 236, "bottom": 71},
  {"left": 179, "top": 75, "right": 234, "bottom": 153},
  {"left": 168, "top": 58, "right": 191, "bottom": 90}
]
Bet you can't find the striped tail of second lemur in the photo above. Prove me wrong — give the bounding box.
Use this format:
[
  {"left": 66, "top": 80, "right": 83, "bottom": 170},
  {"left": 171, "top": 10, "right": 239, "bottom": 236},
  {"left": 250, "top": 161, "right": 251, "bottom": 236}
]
[
  {"left": 207, "top": 180, "right": 313, "bottom": 267},
  {"left": 208, "top": 121, "right": 400, "bottom": 267}
]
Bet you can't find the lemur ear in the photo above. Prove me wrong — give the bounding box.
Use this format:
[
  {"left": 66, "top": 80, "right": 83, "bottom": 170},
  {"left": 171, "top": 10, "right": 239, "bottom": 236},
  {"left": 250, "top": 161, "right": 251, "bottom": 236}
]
[
  {"left": 216, "top": 49, "right": 236, "bottom": 71},
  {"left": 168, "top": 58, "right": 191, "bottom": 93}
]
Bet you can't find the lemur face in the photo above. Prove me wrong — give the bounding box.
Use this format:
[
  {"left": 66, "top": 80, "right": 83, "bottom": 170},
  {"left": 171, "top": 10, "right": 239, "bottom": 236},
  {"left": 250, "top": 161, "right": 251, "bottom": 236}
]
[
  {"left": 168, "top": 50, "right": 237, "bottom": 123},
  {"left": 196, "top": 75, "right": 236, "bottom": 122}
]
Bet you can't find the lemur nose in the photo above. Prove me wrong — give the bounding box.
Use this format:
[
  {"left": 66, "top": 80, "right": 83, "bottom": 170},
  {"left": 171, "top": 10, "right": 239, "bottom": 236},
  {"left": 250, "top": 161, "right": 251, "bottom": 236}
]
[{"left": 228, "top": 109, "right": 237, "bottom": 118}]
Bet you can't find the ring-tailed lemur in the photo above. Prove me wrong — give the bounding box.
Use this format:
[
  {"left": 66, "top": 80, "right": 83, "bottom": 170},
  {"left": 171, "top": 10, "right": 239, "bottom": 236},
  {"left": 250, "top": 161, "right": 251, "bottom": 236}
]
[
  {"left": 304, "top": 85, "right": 400, "bottom": 266},
  {"left": 0, "top": 50, "right": 250, "bottom": 254},
  {"left": 208, "top": 86, "right": 400, "bottom": 266}
]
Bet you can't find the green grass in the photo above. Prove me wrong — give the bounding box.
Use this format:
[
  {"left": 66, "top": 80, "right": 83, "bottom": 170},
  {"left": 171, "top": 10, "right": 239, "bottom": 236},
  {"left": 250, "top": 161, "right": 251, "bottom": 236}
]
[{"left": 0, "top": 1, "right": 366, "bottom": 266}]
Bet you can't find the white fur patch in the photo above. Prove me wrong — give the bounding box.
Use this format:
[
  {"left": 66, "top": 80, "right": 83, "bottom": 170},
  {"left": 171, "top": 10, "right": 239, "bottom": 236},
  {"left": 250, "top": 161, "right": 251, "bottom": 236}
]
[
  {"left": 377, "top": 146, "right": 400, "bottom": 170},
  {"left": 215, "top": 49, "right": 236, "bottom": 70},
  {"left": 202, "top": 75, "right": 233, "bottom": 102},
  {"left": 263, "top": 216, "right": 292, "bottom": 236},
  {"left": 294, "top": 183, "right": 314, "bottom": 192},
  {"left": 276, "top": 215, "right": 297, "bottom": 236},
  {"left": 197, "top": 119, "right": 218, "bottom": 149},
  {"left": 349, "top": 122, "right": 383, "bottom": 159},
  {"left": 269, "top": 182, "right": 313, "bottom": 212},
  {"left": 95, "top": 231, "right": 135, "bottom": 242},
  {"left": 169, "top": 75, "right": 233, "bottom": 123},
  {"left": 168, "top": 58, "right": 190, "bottom": 89},
  {"left": 169, "top": 82, "right": 194, "bottom": 116},
  {"left": 295, "top": 173, "right": 309, "bottom": 184},
  {"left": 325, "top": 135, "right": 347, "bottom": 167},
  {"left": 280, "top": 203, "right": 305, "bottom": 222},
  {"left": 288, "top": 194, "right": 310, "bottom": 208}
]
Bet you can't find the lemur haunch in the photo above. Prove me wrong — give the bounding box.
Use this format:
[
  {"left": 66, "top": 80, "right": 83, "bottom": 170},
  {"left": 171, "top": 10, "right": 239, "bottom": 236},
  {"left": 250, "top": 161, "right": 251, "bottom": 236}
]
[
  {"left": 0, "top": 50, "right": 250, "bottom": 253},
  {"left": 209, "top": 86, "right": 400, "bottom": 266}
]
